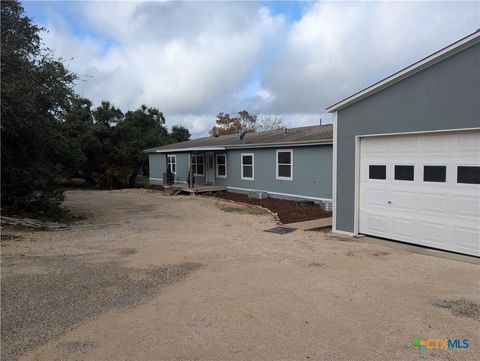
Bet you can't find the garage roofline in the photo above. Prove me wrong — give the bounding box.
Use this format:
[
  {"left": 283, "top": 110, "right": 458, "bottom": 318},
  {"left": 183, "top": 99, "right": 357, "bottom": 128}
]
[{"left": 326, "top": 30, "right": 480, "bottom": 113}]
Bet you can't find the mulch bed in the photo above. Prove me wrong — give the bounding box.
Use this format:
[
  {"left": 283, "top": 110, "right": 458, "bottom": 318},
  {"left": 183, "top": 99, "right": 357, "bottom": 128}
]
[{"left": 205, "top": 191, "right": 331, "bottom": 224}]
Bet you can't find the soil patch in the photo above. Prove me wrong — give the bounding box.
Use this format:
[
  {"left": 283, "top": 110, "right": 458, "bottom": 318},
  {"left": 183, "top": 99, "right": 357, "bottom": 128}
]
[
  {"left": 206, "top": 191, "right": 331, "bottom": 223},
  {"left": 1, "top": 253, "right": 202, "bottom": 361},
  {"left": 431, "top": 298, "right": 480, "bottom": 321}
]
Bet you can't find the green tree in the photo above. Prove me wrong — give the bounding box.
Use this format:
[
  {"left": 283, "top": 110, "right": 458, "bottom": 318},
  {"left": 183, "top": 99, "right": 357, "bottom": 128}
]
[
  {"left": 110, "top": 106, "right": 168, "bottom": 187},
  {"left": 170, "top": 125, "right": 191, "bottom": 143},
  {"left": 94, "top": 101, "right": 123, "bottom": 127},
  {"left": 1, "top": 1, "right": 77, "bottom": 214}
]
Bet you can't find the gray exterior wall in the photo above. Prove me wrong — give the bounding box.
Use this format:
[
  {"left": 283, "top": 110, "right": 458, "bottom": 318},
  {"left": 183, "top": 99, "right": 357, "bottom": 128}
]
[
  {"left": 148, "top": 153, "right": 205, "bottom": 185},
  {"left": 148, "top": 144, "right": 333, "bottom": 201},
  {"left": 222, "top": 146, "right": 332, "bottom": 200},
  {"left": 335, "top": 42, "right": 480, "bottom": 233}
]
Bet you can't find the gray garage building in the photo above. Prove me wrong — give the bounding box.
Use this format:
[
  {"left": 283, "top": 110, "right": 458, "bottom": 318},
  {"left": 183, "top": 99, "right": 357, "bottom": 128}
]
[
  {"left": 145, "top": 125, "right": 333, "bottom": 207},
  {"left": 327, "top": 31, "right": 480, "bottom": 256}
]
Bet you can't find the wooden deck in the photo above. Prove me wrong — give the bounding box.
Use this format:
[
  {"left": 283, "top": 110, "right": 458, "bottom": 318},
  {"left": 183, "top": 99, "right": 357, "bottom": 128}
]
[{"left": 164, "top": 183, "right": 226, "bottom": 194}]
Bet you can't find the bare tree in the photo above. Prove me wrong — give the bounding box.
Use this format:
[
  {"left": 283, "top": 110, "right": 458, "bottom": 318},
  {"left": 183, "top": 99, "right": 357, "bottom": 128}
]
[{"left": 256, "top": 115, "right": 286, "bottom": 132}]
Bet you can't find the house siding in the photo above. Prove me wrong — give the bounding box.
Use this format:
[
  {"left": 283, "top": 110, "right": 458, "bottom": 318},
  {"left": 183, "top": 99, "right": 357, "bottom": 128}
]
[
  {"left": 335, "top": 42, "right": 480, "bottom": 233},
  {"left": 148, "top": 145, "right": 333, "bottom": 202},
  {"left": 224, "top": 146, "right": 332, "bottom": 201},
  {"left": 148, "top": 153, "right": 207, "bottom": 185}
]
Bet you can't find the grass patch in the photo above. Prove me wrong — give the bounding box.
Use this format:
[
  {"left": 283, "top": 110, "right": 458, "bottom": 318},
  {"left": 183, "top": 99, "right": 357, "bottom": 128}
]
[{"left": 218, "top": 204, "right": 268, "bottom": 215}]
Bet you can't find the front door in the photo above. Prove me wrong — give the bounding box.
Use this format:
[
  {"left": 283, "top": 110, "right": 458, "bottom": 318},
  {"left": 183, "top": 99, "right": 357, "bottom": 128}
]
[{"left": 206, "top": 152, "right": 215, "bottom": 185}]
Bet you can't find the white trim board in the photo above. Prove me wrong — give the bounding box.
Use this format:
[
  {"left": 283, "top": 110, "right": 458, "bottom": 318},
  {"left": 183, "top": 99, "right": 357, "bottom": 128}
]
[
  {"left": 192, "top": 154, "right": 205, "bottom": 176},
  {"left": 227, "top": 186, "right": 332, "bottom": 202},
  {"left": 216, "top": 153, "right": 227, "bottom": 178},
  {"left": 276, "top": 149, "right": 293, "bottom": 181},
  {"left": 149, "top": 177, "right": 164, "bottom": 182},
  {"left": 155, "top": 146, "right": 225, "bottom": 153},
  {"left": 332, "top": 111, "right": 338, "bottom": 232},
  {"left": 326, "top": 31, "right": 480, "bottom": 112},
  {"left": 356, "top": 126, "right": 480, "bottom": 139},
  {"left": 149, "top": 140, "right": 333, "bottom": 153},
  {"left": 240, "top": 153, "right": 255, "bottom": 180}
]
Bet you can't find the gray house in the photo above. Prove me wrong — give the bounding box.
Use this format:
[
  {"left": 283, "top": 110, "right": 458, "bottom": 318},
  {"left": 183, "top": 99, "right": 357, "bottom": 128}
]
[
  {"left": 327, "top": 31, "right": 480, "bottom": 256},
  {"left": 145, "top": 125, "right": 333, "bottom": 207}
]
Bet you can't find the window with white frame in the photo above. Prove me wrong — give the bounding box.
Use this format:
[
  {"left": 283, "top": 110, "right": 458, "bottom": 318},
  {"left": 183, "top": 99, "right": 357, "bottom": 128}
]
[
  {"left": 192, "top": 154, "right": 204, "bottom": 176},
  {"left": 276, "top": 149, "right": 293, "bottom": 180},
  {"left": 167, "top": 155, "right": 176, "bottom": 174},
  {"left": 241, "top": 153, "right": 254, "bottom": 180},
  {"left": 216, "top": 154, "right": 227, "bottom": 178}
]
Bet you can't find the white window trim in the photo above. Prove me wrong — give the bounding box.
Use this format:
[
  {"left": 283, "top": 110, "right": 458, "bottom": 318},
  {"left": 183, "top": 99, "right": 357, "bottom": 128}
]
[
  {"left": 192, "top": 154, "right": 205, "bottom": 176},
  {"left": 167, "top": 155, "right": 176, "bottom": 174},
  {"left": 276, "top": 149, "right": 293, "bottom": 180},
  {"left": 216, "top": 153, "right": 227, "bottom": 178},
  {"left": 241, "top": 153, "right": 254, "bottom": 180}
]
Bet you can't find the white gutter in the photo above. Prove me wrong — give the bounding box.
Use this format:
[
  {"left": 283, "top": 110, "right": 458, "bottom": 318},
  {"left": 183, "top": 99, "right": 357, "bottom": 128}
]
[
  {"left": 148, "top": 140, "right": 332, "bottom": 153},
  {"left": 225, "top": 139, "right": 332, "bottom": 149},
  {"left": 154, "top": 146, "right": 225, "bottom": 153},
  {"left": 326, "top": 31, "right": 480, "bottom": 113}
]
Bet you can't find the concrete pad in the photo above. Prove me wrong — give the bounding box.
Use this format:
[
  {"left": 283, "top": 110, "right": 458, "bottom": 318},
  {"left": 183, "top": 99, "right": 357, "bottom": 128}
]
[{"left": 283, "top": 217, "right": 332, "bottom": 230}]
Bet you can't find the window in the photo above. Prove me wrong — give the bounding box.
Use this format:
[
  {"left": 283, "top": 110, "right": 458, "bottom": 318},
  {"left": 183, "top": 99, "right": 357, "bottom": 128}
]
[
  {"left": 424, "top": 165, "right": 446, "bottom": 182},
  {"left": 276, "top": 149, "right": 293, "bottom": 180},
  {"left": 394, "top": 165, "right": 414, "bottom": 181},
  {"left": 369, "top": 165, "right": 386, "bottom": 180},
  {"left": 167, "top": 155, "right": 176, "bottom": 174},
  {"left": 457, "top": 166, "right": 480, "bottom": 184},
  {"left": 192, "top": 154, "right": 204, "bottom": 176},
  {"left": 216, "top": 154, "right": 227, "bottom": 178},
  {"left": 241, "top": 153, "right": 254, "bottom": 180}
]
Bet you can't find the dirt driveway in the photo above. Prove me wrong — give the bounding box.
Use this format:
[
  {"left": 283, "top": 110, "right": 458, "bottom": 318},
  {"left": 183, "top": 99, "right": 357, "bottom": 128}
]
[{"left": 1, "top": 189, "right": 479, "bottom": 361}]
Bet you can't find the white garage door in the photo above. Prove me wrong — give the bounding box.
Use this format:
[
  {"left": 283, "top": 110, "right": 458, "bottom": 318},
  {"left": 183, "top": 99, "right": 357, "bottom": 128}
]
[{"left": 359, "top": 130, "right": 480, "bottom": 256}]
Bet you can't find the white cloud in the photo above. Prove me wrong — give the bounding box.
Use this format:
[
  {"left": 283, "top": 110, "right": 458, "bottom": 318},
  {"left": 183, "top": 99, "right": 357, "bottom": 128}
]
[
  {"left": 261, "top": 1, "right": 479, "bottom": 113},
  {"left": 34, "top": 1, "right": 478, "bottom": 138}
]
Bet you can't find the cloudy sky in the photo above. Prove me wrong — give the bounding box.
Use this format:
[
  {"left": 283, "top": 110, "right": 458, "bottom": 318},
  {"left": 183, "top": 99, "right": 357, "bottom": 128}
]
[{"left": 24, "top": 1, "right": 479, "bottom": 138}]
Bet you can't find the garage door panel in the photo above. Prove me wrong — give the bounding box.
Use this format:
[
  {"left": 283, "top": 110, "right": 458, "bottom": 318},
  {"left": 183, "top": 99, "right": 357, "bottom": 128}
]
[
  {"left": 453, "top": 195, "right": 480, "bottom": 219},
  {"left": 420, "top": 135, "right": 449, "bottom": 154},
  {"left": 418, "top": 221, "right": 447, "bottom": 246},
  {"left": 391, "top": 191, "right": 416, "bottom": 211},
  {"left": 419, "top": 193, "right": 448, "bottom": 215},
  {"left": 392, "top": 138, "right": 417, "bottom": 154},
  {"left": 362, "top": 212, "right": 389, "bottom": 235},
  {"left": 363, "top": 188, "right": 389, "bottom": 207},
  {"left": 391, "top": 217, "right": 415, "bottom": 240},
  {"left": 359, "top": 130, "right": 479, "bottom": 256},
  {"left": 456, "top": 133, "right": 480, "bottom": 155},
  {"left": 453, "top": 226, "right": 480, "bottom": 252}
]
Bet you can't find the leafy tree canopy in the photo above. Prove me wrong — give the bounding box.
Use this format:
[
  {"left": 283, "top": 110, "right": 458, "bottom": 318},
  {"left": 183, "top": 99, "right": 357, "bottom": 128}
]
[{"left": 1, "top": 0, "right": 77, "bottom": 214}]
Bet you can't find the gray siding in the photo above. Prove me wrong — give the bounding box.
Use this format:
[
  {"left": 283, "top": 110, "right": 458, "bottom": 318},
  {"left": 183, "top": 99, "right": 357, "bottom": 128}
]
[
  {"left": 336, "top": 42, "right": 480, "bottom": 232},
  {"left": 149, "top": 145, "right": 333, "bottom": 201},
  {"left": 224, "top": 146, "right": 332, "bottom": 200},
  {"left": 148, "top": 153, "right": 207, "bottom": 185}
]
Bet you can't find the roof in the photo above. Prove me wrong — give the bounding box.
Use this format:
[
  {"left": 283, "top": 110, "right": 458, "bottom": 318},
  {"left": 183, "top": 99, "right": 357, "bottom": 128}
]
[
  {"left": 144, "top": 124, "right": 333, "bottom": 153},
  {"left": 326, "top": 30, "right": 480, "bottom": 112}
]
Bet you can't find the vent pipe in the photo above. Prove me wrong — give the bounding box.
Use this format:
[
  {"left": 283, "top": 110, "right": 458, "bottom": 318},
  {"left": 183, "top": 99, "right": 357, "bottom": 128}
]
[{"left": 239, "top": 128, "right": 247, "bottom": 143}]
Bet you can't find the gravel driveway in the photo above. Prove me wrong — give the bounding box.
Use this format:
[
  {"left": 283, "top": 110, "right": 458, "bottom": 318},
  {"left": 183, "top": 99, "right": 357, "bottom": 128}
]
[{"left": 1, "top": 189, "right": 479, "bottom": 361}]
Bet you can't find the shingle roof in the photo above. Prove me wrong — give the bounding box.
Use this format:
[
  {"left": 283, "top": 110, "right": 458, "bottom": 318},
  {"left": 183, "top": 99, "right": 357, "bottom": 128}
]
[{"left": 145, "top": 124, "right": 333, "bottom": 153}]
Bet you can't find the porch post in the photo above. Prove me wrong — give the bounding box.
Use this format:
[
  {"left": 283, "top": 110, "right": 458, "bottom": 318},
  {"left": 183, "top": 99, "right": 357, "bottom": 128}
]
[
  {"left": 165, "top": 153, "right": 168, "bottom": 185},
  {"left": 189, "top": 152, "right": 194, "bottom": 189}
]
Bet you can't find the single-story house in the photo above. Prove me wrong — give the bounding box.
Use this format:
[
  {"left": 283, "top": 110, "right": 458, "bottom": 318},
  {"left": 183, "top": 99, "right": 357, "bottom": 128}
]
[
  {"left": 327, "top": 31, "right": 480, "bottom": 256},
  {"left": 145, "top": 125, "right": 333, "bottom": 208}
]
